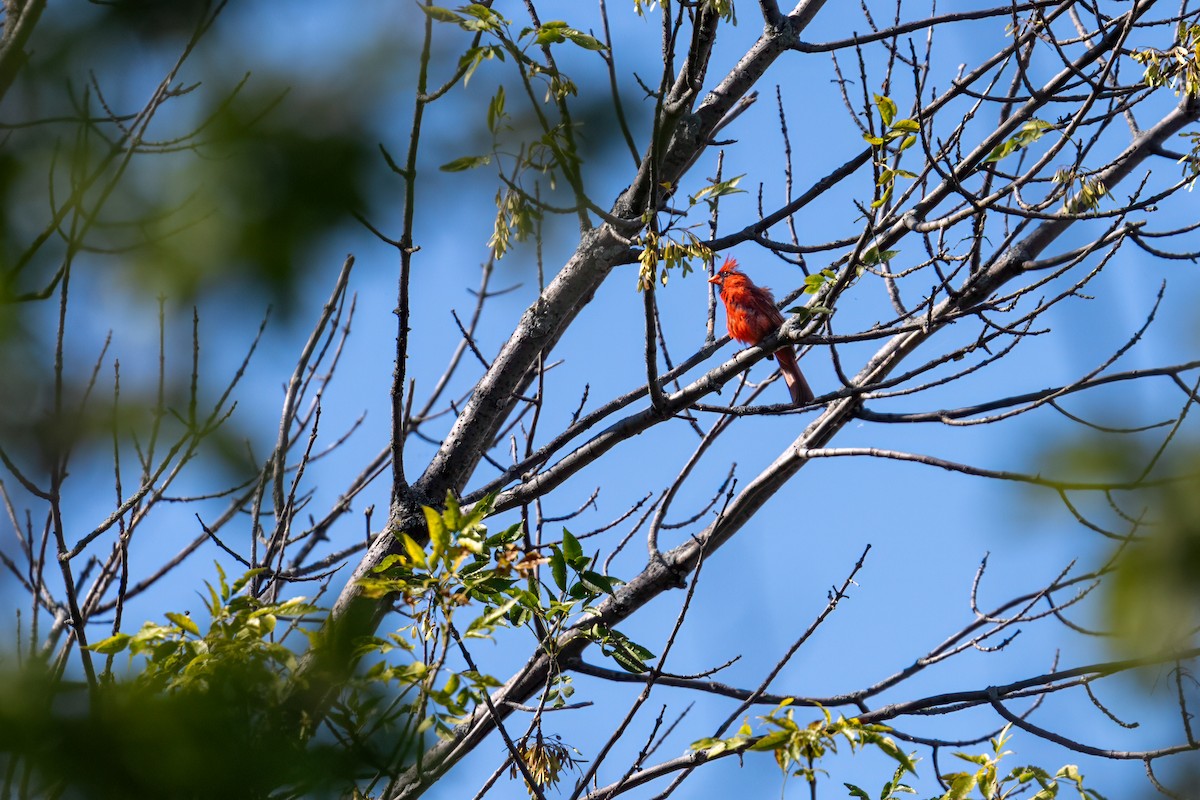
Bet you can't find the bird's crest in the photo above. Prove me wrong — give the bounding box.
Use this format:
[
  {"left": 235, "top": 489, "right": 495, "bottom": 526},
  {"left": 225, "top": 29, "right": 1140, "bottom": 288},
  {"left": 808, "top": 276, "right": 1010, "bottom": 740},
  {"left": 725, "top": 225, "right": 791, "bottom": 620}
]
[{"left": 709, "top": 257, "right": 741, "bottom": 286}]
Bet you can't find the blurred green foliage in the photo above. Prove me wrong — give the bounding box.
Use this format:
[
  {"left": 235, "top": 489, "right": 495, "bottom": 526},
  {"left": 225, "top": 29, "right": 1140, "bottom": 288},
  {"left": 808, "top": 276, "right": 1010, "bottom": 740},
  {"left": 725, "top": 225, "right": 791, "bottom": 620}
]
[
  {"left": 0, "top": 662, "right": 363, "bottom": 799},
  {"left": 1107, "top": 469, "right": 1200, "bottom": 656},
  {"left": 0, "top": 2, "right": 389, "bottom": 480},
  {"left": 1, "top": 564, "right": 414, "bottom": 799},
  {"left": 0, "top": 0, "right": 634, "bottom": 472},
  {"left": 1, "top": 13, "right": 376, "bottom": 309},
  {"left": 1039, "top": 436, "right": 1200, "bottom": 658}
]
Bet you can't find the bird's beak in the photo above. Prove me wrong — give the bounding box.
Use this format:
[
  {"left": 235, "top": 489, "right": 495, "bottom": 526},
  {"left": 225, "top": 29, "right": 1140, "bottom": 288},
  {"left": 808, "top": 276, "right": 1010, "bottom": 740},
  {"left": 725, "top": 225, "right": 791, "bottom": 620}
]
[{"left": 707, "top": 274, "right": 721, "bottom": 285}]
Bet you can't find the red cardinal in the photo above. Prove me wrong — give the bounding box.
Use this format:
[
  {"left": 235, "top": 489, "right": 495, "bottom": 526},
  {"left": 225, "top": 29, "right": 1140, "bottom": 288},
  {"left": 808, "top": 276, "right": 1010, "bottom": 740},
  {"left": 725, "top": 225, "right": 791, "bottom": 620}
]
[{"left": 708, "top": 257, "right": 815, "bottom": 405}]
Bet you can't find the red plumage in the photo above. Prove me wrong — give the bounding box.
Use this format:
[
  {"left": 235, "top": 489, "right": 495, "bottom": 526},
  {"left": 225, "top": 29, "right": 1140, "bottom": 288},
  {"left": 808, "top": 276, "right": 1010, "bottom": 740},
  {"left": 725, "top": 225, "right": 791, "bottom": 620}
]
[{"left": 708, "top": 257, "right": 815, "bottom": 405}]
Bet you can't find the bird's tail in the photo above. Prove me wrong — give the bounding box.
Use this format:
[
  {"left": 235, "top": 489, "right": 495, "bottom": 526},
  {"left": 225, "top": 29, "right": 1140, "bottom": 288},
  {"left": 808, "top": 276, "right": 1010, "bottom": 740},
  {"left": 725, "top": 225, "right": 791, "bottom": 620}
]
[{"left": 775, "top": 347, "right": 815, "bottom": 405}]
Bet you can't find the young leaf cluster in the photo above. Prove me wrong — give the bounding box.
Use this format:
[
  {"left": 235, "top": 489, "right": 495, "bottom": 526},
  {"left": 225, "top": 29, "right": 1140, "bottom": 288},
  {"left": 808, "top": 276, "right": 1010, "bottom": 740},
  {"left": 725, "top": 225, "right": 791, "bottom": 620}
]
[
  {"left": 634, "top": 175, "right": 741, "bottom": 289},
  {"left": 692, "top": 701, "right": 916, "bottom": 788},
  {"left": 510, "top": 731, "right": 585, "bottom": 797},
  {"left": 864, "top": 94, "right": 920, "bottom": 209},
  {"left": 983, "top": 119, "right": 1053, "bottom": 165},
  {"left": 1131, "top": 23, "right": 1200, "bottom": 97},
  {"left": 356, "top": 497, "right": 652, "bottom": 739},
  {"left": 424, "top": 4, "right": 603, "bottom": 259},
  {"left": 549, "top": 529, "right": 656, "bottom": 673},
  {"left": 89, "top": 563, "right": 316, "bottom": 695},
  {"left": 1177, "top": 130, "right": 1200, "bottom": 190},
  {"left": 933, "top": 726, "right": 1105, "bottom": 800},
  {"left": 636, "top": 228, "right": 713, "bottom": 289},
  {"left": 1053, "top": 169, "right": 1110, "bottom": 213}
]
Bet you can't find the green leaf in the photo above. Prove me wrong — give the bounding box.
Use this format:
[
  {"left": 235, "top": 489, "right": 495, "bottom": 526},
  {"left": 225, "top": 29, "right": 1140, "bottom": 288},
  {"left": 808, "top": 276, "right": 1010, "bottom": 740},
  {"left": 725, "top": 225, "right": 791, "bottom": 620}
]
[
  {"left": 954, "top": 751, "right": 990, "bottom": 765},
  {"left": 459, "top": 49, "right": 485, "bottom": 82},
  {"left": 466, "top": 598, "right": 519, "bottom": 636},
  {"left": 891, "top": 118, "right": 920, "bottom": 132},
  {"left": 579, "top": 570, "right": 614, "bottom": 595},
  {"left": 1017, "top": 118, "right": 1053, "bottom": 140},
  {"left": 421, "top": 5, "right": 465, "bottom": 23},
  {"left": 860, "top": 247, "right": 899, "bottom": 267},
  {"left": 460, "top": 493, "right": 493, "bottom": 535},
  {"left": 561, "top": 528, "right": 583, "bottom": 562},
  {"left": 88, "top": 633, "right": 132, "bottom": 654},
  {"left": 442, "top": 491, "right": 462, "bottom": 531},
  {"left": 531, "top": 21, "right": 606, "bottom": 50},
  {"left": 462, "top": 3, "right": 500, "bottom": 18},
  {"left": 693, "top": 175, "right": 745, "bottom": 203},
  {"left": 400, "top": 532, "right": 429, "bottom": 569},
  {"left": 624, "top": 640, "right": 655, "bottom": 660},
  {"left": 1008, "top": 765, "right": 1051, "bottom": 783},
  {"left": 535, "top": 20, "right": 569, "bottom": 44},
  {"left": 491, "top": 521, "right": 524, "bottom": 546},
  {"left": 549, "top": 545, "right": 567, "bottom": 591},
  {"left": 439, "top": 154, "right": 492, "bottom": 172},
  {"left": 874, "top": 94, "right": 897, "bottom": 127},
  {"left": 204, "top": 581, "right": 221, "bottom": 616},
  {"left": 870, "top": 183, "right": 893, "bottom": 209},
  {"left": 513, "top": 588, "right": 542, "bottom": 610},
  {"left": 873, "top": 182, "right": 892, "bottom": 208},
  {"left": 273, "top": 596, "right": 313, "bottom": 615},
  {"left": 564, "top": 29, "right": 606, "bottom": 50},
  {"left": 150, "top": 639, "right": 181, "bottom": 661},
  {"left": 424, "top": 505, "right": 449, "bottom": 561},
  {"left": 943, "top": 771, "right": 978, "bottom": 800},
  {"left": 374, "top": 553, "right": 407, "bottom": 572},
  {"left": 486, "top": 84, "right": 506, "bottom": 134},
  {"left": 803, "top": 268, "right": 837, "bottom": 295},
  {"left": 609, "top": 645, "right": 649, "bottom": 673},
  {"left": 470, "top": 575, "right": 517, "bottom": 595},
  {"left": 748, "top": 730, "right": 792, "bottom": 751},
  {"left": 230, "top": 568, "right": 267, "bottom": 596},
  {"left": 165, "top": 612, "right": 201, "bottom": 637},
  {"left": 464, "top": 670, "right": 504, "bottom": 688},
  {"left": 1055, "top": 764, "right": 1082, "bottom": 781},
  {"left": 459, "top": 3, "right": 504, "bottom": 30},
  {"left": 786, "top": 304, "right": 832, "bottom": 319},
  {"left": 874, "top": 737, "right": 916, "bottom": 772},
  {"left": 983, "top": 140, "right": 1018, "bottom": 163},
  {"left": 983, "top": 118, "right": 1051, "bottom": 163},
  {"left": 979, "top": 766, "right": 998, "bottom": 797}
]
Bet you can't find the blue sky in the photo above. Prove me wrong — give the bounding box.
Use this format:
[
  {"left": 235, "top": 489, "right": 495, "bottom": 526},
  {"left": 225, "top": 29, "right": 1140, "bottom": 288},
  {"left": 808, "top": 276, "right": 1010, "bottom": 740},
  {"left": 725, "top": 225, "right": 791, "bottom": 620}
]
[{"left": 9, "top": 1, "right": 1200, "bottom": 797}]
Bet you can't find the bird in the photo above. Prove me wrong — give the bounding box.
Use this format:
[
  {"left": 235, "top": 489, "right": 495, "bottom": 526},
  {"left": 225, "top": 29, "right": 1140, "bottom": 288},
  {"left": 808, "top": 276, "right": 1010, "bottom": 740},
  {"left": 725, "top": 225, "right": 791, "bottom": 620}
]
[{"left": 708, "top": 257, "right": 815, "bottom": 405}]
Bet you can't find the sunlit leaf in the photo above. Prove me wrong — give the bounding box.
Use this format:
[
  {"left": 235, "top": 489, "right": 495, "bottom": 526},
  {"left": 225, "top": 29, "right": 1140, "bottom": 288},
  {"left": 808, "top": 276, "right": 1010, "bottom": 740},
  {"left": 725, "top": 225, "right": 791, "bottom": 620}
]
[
  {"left": 421, "top": 5, "right": 465, "bottom": 23},
  {"left": 874, "top": 93, "right": 898, "bottom": 127},
  {"left": 748, "top": 730, "right": 792, "bottom": 751},
  {"left": 401, "top": 532, "right": 429, "bottom": 569},
  {"left": 439, "top": 154, "right": 492, "bottom": 172},
  {"left": 424, "top": 505, "right": 449, "bottom": 561},
  {"left": 88, "top": 633, "right": 132, "bottom": 654},
  {"left": 164, "top": 612, "right": 201, "bottom": 637}
]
